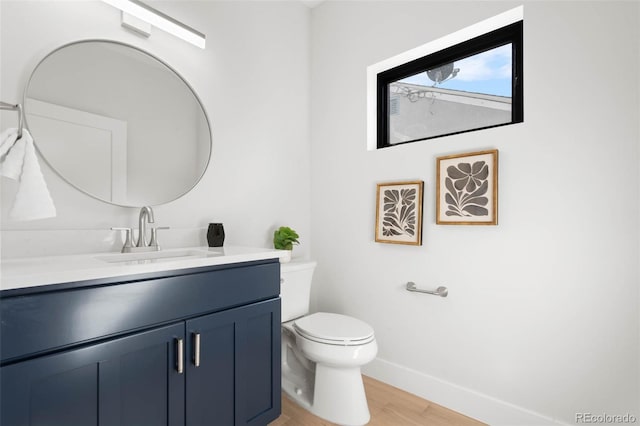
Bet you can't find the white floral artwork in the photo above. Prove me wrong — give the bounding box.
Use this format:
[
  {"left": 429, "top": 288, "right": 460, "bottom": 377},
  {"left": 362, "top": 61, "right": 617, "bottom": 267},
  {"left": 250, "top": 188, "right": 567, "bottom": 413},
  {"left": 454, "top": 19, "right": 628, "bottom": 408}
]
[
  {"left": 437, "top": 150, "right": 498, "bottom": 225},
  {"left": 375, "top": 181, "right": 423, "bottom": 245}
]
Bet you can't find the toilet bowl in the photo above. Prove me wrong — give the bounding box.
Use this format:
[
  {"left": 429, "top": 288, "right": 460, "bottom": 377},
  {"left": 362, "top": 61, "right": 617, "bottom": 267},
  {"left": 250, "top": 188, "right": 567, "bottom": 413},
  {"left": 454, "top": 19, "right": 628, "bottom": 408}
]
[{"left": 280, "top": 261, "right": 377, "bottom": 426}]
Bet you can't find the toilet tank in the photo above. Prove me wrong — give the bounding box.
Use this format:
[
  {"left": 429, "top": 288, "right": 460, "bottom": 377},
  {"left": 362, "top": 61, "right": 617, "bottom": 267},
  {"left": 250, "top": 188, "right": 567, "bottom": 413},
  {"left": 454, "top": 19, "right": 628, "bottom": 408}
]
[{"left": 280, "top": 260, "right": 317, "bottom": 322}]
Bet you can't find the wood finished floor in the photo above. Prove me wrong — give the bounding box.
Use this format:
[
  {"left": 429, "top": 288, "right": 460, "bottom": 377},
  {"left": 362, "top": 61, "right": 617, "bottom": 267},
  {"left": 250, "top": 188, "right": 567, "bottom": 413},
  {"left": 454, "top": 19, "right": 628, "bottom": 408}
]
[{"left": 269, "top": 375, "right": 486, "bottom": 426}]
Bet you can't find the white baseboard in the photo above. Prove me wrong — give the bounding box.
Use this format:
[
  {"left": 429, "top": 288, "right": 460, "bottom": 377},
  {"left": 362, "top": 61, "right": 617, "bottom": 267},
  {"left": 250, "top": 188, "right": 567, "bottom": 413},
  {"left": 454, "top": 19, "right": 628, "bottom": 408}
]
[{"left": 362, "top": 357, "right": 570, "bottom": 426}]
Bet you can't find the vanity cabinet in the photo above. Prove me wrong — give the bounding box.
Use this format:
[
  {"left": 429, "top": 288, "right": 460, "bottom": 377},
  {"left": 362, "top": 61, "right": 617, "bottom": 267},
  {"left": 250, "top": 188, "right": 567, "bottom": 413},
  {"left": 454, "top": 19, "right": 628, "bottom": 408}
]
[
  {"left": 1, "top": 323, "right": 185, "bottom": 426},
  {"left": 0, "top": 260, "right": 281, "bottom": 426},
  {"left": 186, "top": 299, "right": 280, "bottom": 425}
]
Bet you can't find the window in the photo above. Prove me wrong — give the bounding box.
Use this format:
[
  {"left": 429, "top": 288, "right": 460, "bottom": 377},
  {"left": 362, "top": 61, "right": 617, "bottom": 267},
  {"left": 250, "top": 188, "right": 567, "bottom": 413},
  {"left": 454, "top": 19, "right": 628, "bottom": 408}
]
[{"left": 376, "top": 21, "right": 523, "bottom": 148}]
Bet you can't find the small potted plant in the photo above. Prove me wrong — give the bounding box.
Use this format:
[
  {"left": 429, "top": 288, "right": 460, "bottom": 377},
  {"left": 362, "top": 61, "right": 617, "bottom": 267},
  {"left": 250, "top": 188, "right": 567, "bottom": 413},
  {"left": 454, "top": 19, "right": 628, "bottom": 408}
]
[{"left": 273, "top": 226, "right": 299, "bottom": 263}]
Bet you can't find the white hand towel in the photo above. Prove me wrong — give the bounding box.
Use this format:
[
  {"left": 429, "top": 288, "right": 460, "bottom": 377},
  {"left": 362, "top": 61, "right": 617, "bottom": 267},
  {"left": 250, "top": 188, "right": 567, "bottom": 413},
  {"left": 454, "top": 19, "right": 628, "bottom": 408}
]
[
  {"left": 1, "top": 128, "right": 25, "bottom": 180},
  {"left": 0, "top": 128, "right": 56, "bottom": 221}
]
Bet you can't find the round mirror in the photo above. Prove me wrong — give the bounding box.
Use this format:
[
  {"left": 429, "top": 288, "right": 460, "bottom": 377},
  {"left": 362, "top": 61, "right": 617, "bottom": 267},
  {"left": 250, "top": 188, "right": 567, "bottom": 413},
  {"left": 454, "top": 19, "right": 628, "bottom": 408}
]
[{"left": 24, "top": 40, "right": 211, "bottom": 207}]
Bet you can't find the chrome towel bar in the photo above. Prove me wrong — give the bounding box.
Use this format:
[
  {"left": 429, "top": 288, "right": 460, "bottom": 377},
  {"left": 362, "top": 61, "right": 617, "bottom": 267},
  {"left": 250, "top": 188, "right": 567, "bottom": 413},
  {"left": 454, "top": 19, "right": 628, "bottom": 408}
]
[
  {"left": 0, "top": 101, "right": 24, "bottom": 139},
  {"left": 406, "top": 282, "right": 448, "bottom": 297}
]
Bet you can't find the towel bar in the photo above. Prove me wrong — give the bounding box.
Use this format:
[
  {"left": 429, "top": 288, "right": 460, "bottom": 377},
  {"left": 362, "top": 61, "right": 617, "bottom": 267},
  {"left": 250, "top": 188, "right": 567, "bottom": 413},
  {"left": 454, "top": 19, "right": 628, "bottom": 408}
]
[
  {"left": 0, "top": 101, "right": 24, "bottom": 139},
  {"left": 406, "top": 281, "right": 448, "bottom": 297}
]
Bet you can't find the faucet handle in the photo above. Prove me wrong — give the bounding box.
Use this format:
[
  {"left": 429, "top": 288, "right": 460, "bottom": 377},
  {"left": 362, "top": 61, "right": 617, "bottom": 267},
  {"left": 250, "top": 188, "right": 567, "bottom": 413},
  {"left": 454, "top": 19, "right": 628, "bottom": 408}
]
[
  {"left": 149, "top": 226, "right": 170, "bottom": 249},
  {"left": 111, "top": 227, "right": 133, "bottom": 252}
]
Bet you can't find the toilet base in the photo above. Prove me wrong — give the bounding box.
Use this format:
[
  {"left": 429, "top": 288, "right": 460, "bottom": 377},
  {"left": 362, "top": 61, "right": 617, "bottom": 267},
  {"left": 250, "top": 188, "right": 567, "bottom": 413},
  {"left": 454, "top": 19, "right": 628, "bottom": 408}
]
[
  {"left": 310, "top": 364, "right": 370, "bottom": 426},
  {"left": 283, "top": 363, "right": 371, "bottom": 426},
  {"left": 281, "top": 342, "right": 315, "bottom": 410},
  {"left": 280, "top": 318, "right": 376, "bottom": 426}
]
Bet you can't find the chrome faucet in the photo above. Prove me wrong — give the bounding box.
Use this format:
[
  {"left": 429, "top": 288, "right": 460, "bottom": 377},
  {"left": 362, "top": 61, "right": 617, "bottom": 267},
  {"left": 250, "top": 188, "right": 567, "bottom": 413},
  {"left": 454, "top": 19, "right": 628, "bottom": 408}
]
[
  {"left": 112, "top": 206, "right": 169, "bottom": 253},
  {"left": 136, "top": 206, "right": 155, "bottom": 247}
]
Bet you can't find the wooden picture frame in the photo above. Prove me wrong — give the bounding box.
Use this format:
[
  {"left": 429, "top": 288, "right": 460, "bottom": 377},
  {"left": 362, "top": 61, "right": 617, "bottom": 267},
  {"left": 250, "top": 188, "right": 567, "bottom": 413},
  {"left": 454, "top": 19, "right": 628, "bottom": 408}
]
[
  {"left": 375, "top": 181, "right": 424, "bottom": 245},
  {"left": 436, "top": 150, "right": 498, "bottom": 225}
]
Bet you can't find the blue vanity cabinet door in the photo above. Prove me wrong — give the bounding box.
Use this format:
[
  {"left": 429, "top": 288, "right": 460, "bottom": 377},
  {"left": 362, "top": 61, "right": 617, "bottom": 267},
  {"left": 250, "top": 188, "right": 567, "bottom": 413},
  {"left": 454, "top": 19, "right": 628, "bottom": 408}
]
[
  {"left": 185, "top": 308, "right": 236, "bottom": 425},
  {"left": 1, "top": 323, "right": 185, "bottom": 426},
  {"left": 235, "top": 298, "right": 281, "bottom": 426},
  {"left": 99, "top": 323, "right": 186, "bottom": 426},
  {"left": 186, "top": 298, "right": 281, "bottom": 426}
]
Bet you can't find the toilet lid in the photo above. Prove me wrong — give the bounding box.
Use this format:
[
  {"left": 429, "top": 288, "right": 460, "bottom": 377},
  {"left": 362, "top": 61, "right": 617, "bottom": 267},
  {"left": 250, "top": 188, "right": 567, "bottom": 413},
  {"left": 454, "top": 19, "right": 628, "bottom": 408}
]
[{"left": 293, "top": 312, "right": 375, "bottom": 345}]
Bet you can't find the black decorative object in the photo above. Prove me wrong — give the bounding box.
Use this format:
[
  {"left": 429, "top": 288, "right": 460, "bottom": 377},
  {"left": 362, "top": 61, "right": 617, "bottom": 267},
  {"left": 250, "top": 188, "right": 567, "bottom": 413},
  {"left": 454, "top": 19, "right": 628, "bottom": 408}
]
[{"left": 207, "top": 223, "right": 225, "bottom": 247}]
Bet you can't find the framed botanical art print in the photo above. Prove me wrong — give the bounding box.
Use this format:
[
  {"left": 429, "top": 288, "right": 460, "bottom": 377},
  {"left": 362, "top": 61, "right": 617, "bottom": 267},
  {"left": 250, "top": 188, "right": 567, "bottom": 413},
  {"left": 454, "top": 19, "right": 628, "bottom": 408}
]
[
  {"left": 436, "top": 150, "right": 498, "bottom": 225},
  {"left": 375, "top": 180, "right": 424, "bottom": 245}
]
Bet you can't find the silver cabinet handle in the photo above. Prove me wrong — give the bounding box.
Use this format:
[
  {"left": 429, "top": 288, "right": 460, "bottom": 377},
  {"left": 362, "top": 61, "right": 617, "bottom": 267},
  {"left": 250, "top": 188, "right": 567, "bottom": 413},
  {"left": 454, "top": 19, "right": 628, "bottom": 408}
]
[
  {"left": 193, "top": 332, "right": 201, "bottom": 367},
  {"left": 176, "top": 338, "right": 184, "bottom": 374}
]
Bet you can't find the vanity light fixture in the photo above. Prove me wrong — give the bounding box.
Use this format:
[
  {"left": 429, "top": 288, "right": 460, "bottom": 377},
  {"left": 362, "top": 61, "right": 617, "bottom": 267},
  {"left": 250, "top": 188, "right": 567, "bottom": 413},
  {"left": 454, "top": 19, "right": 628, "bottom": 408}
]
[{"left": 101, "top": 0, "right": 206, "bottom": 49}]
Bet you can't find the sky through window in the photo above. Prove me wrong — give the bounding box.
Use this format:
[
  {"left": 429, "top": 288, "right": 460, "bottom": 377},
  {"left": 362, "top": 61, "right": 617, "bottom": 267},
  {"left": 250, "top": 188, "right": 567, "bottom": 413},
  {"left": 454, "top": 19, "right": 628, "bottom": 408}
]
[{"left": 399, "top": 44, "right": 512, "bottom": 97}]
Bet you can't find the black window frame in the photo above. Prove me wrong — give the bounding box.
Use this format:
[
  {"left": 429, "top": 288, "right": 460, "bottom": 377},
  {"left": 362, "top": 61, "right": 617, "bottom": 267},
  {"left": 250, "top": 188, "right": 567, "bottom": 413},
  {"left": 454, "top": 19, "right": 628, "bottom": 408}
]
[{"left": 376, "top": 20, "right": 523, "bottom": 149}]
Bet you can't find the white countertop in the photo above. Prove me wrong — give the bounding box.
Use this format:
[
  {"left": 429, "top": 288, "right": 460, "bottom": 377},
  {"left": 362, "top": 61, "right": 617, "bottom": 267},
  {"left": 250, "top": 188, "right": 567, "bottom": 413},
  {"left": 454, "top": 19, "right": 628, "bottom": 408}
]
[{"left": 1, "top": 246, "right": 286, "bottom": 292}]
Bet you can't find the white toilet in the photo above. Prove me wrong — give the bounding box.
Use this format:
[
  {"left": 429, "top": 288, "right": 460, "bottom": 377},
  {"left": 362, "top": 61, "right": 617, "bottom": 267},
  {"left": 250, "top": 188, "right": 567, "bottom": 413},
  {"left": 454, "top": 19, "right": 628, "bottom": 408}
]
[{"left": 280, "top": 261, "right": 378, "bottom": 426}]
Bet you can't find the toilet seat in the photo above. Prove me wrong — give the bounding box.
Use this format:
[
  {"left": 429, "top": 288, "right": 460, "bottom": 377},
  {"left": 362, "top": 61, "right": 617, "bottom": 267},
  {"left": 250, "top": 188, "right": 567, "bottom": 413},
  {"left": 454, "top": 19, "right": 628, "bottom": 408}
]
[{"left": 293, "top": 312, "right": 375, "bottom": 346}]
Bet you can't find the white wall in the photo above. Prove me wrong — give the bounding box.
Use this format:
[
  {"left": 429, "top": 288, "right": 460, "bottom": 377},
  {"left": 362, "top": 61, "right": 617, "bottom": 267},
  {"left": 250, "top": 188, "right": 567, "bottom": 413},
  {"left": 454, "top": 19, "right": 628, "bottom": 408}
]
[
  {"left": 0, "top": 0, "right": 311, "bottom": 259},
  {"left": 310, "top": 1, "right": 639, "bottom": 425}
]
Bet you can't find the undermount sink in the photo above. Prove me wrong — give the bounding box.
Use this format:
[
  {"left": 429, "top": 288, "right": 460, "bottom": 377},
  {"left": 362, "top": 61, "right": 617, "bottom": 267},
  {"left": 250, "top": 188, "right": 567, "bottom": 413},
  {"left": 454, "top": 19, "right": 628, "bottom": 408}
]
[{"left": 95, "top": 249, "right": 223, "bottom": 264}]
